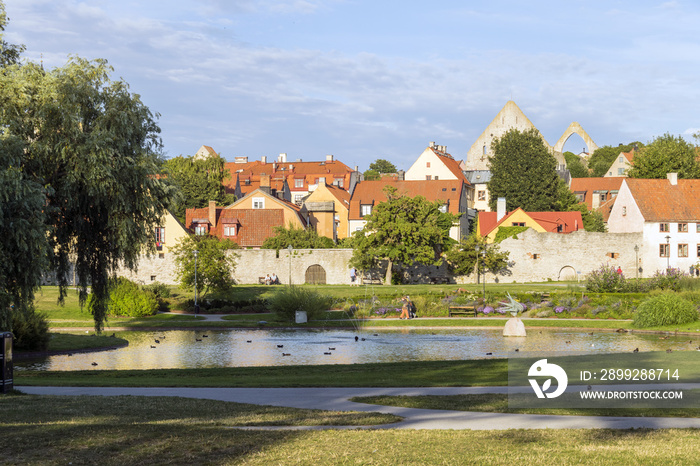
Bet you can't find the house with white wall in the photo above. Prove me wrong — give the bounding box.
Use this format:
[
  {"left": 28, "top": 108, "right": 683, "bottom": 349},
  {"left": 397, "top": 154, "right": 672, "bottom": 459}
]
[{"left": 607, "top": 173, "right": 700, "bottom": 275}]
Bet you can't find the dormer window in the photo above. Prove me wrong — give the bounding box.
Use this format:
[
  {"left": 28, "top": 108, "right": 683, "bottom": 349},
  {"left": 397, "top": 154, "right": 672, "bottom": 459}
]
[
  {"left": 223, "top": 224, "right": 236, "bottom": 237},
  {"left": 194, "top": 223, "right": 208, "bottom": 236},
  {"left": 361, "top": 204, "right": 372, "bottom": 217}
]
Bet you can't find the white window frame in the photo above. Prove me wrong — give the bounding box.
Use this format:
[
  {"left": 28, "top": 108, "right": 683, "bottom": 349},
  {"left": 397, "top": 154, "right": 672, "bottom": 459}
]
[
  {"left": 361, "top": 204, "right": 372, "bottom": 217},
  {"left": 295, "top": 179, "right": 304, "bottom": 188},
  {"left": 194, "top": 224, "right": 207, "bottom": 236},
  {"left": 223, "top": 224, "right": 236, "bottom": 237},
  {"left": 252, "top": 197, "right": 265, "bottom": 209}
]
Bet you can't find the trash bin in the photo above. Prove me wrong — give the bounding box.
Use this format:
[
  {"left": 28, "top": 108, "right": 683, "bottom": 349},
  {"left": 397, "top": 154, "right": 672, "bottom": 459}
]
[
  {"left": 295, "top": 311, "right": 307, "bottom": 324},
  {"left": 0, "top": 332, "right": 12, "bottom": 394}
]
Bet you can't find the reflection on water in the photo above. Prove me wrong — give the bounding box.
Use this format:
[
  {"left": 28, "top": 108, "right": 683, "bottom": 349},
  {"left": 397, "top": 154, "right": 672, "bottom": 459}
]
[{"left": 15, "top": 328, "right": 699, "bottom": 371}]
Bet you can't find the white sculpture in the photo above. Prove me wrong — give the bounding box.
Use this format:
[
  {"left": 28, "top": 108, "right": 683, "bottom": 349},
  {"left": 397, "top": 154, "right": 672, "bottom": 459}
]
[{"left": 500, "top": 292, "right": 527, "bottom": 337}]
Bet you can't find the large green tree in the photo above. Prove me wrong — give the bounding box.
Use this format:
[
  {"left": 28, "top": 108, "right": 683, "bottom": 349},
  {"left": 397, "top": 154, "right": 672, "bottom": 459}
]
[
  {"left": 445, "top": 234, "right": 510, "bottom": 277},
  {"left": 369, "top": 159, "right": 398, "bottom": 174},
  {"left": 563, "top": 151, "right": 589, "bottom": 178},
  {"left": 163, "top": 155, "right": 235, "bottom": 223},
  {"left": 171, "top": 235, "right": 239, "bottom": 297},
  {"left": 627, "top": 133, "right": 700, "bottom": 179},
  {"left": 487, "top": 128, "right": 562, "bottom": 212},
  {"left": 587, "top": 142, "right": 640, "bottom": 177},
  {"left": 262, "top": 223, "right": 335, "bottom": 250},
  {"left": 0, "top": 3, "right": 23, "bottom": 66},
  {"left": 1, "top": 38, "right": 172, "bottom": 332},
  {"left": 350, "top": 186, "right": 459, "bottom": 284}
]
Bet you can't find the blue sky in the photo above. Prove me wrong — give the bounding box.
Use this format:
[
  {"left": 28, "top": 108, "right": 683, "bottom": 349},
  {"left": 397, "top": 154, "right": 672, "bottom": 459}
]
[{"left": 4, "top": 0, "right": 700, "bottom": 170}]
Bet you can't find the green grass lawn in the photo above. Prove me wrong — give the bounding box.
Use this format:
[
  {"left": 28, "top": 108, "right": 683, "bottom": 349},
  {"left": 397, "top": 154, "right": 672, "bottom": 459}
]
[{"left": 1, "top": 394, "right": 699, "bottom": 465}]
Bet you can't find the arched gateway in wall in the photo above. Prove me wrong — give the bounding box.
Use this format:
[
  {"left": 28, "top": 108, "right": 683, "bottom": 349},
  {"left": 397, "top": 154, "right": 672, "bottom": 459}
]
[
  {"left": 305, "top": 264, "right": 327, "bottom": 284},
  {"left": 558, "top": 265, "right": 578, "bottom": 281},
  {"left": 553, "top": 122, "right": 599, "bottom": 154}
]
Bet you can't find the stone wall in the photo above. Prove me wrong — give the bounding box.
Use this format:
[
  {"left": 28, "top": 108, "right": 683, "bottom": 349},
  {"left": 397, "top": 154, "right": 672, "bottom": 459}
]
[
  {"left": 472, "top": 229, "right": 643, "bottom": 284},
  {"left": 116, "top": 229, "right": 645, "bottom": 286}
]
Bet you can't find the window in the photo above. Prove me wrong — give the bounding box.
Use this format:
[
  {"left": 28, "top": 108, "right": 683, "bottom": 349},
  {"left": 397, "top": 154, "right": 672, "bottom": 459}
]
[
  {"left": 556, "top": 224, "right": 563, "bottom": 233},
  {"left": 697, "top": 223, "right": 700, "bottom": 233},
  {"left": 223, "top": 224, "right": 236, "bottom": 237},
  {"left": 158, "top": 253, "right": 165, "bottom": 259},
  {"left": 194, "top": 223, "right": 207, "bottom": 236},
  {"left": 295, "top": 179, "right": 304, "bottom": 188},
  {"left": 575, "top": 193, "right": 584, "bottom": 202},
  {"left": 697, "top": 244, "right": 700, "bottom": 257},
  {"left": 659, "top": 244, "right": 670, "bottom": 258},
  {"left": 607, "top": 252, "right": 620, "bottom": 259},
  {"left": 678, "top": 223, "right": 688, "bottom": 232},
  {"left": 619, "top": 156, "right": 624, "bottom": 163},
  {"left": 426, "top": 162, "right": 431, "bottom": 168},
  {"left": 155, "top": 227, "right": 165, "bottom": 243},
  {"left": 361, "top": 204, "right": 372, "bottom": 217},
  {"left": 659, "top": 223, "right": 670, "bottom": 232},
  {"left": 318, "top": 177, "right": 325, "bottom": 184},
  {"left": 617, "top": 168, "right": 625, "bottom": 175},
  {"left": 294, "top": 194, "right": 305, "bottom": 205},
  {"left": 434, "top": 176, "right": 439, "bottom": 180},
  {"left": 252, "top": 197, "right": 264, "bottom": 209},
  {"left": 622, "top": 206, "right": 627, "bottom": 216},
  {"left": 512, "top": 222, "right": 525, "bottom": 227},
  {"left": 334, "top": 178, "right": 344, "bottom": 187},
  {"left": 599, "top": 193, "right": 607, "bottom": 203},
  {"left": 477, "top": 190, "right": 486, "bottom": 201},
  {"left": 150, "top": 275, "right": 156, "bottom": 281},
  {"left": 532, "top": 254, "right": 540, "bottom": 259},
  {"left": 679, "top": 244, "right": 688, "bottom": 257},
  {"left": 425, "top": 175, "right": 432, "bottom": 180}
]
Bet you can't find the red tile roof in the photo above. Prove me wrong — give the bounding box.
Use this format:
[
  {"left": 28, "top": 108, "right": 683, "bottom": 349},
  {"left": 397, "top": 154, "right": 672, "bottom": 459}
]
[
  {"left": 624, "top": 178, "right": 700, "bottom": 222},
  {"left": 430, "top": 148, "right": 469, "bottom": 183},
  {"left": 349, "top": 179, "right": 465, "bottom": 220},
  {"left": 478, "top": 208, "right": 584, "bottom": 237},
  {"left": 570, "top": 177, "right": 624, "bottom": 209},
  {"left": 224, "top": 159, "right": 354, "bottom": 193}
]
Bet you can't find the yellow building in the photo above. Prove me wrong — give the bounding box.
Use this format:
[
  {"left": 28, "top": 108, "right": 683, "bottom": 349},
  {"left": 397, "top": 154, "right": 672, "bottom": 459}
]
[{"left": 301, "top": 183, "right": 351, "bottom": 240}]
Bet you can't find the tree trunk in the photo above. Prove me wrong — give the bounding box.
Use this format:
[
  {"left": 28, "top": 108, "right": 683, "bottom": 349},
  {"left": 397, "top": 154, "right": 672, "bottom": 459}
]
[{"left": 384, "top": 259, "right": 393, "bottom": 285}]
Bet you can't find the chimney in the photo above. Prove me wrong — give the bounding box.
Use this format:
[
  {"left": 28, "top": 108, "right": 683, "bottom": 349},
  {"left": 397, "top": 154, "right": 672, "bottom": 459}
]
[
  {"left": 261, "top": 156, "right": 267, "bottom": 164},
  {"left": 497, "top": 197, "right": 506, "bottom": 221},
  {"left": 208, "top": 200, "right": 216, "bottom": 227},
  {"left": 429, "top": 141, "right": 435, "bottom": 148},
  {"left": 272, "top": 162, "right": 276, "bottom": 173},
  {"left": 289, "top": 164, "right": 294, "bottom": 171},
  {"left": 667, "top": 173, "right": 678, "bottom": 185},
  {"left": 354, "top": 165, "right": 359, "bottom": 172},
  {"left": 234, "top": 156, "right": 248, "bottom": 164},
  {"left": 326, "top": 154, "right": 334, "bottom": 162},
  {"left": 260, "top": 174, "right": 271, "bottom": 194},
  {"left": 278, "top": 153, "right": 287, "bottom": 163}
]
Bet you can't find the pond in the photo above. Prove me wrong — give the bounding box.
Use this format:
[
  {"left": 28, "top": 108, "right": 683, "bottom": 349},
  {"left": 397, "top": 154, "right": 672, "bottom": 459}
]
[{"left": 15, "top": 328, "right": 698, "bottom": 371}]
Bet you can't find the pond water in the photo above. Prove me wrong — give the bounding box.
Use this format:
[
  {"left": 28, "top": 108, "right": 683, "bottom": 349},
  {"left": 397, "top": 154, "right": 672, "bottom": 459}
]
[{"left": 16, "top": 328, "right": 699, "bottom": 371}]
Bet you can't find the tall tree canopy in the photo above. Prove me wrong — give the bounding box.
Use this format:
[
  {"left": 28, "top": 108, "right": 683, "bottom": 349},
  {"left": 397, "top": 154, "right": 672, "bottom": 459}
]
[
  {"left": 487, "top": 128, "right": 562, "bottom": 212},
  {"left": 171, "top": 235, "right": 238, "bottom": 297},
  {"left": 627, "top": 133, "right": 700, "bottom": 179},
  {"left": 163, "top": 155, "right": 235, "bottom": 223},
  {"left": 563, "top": 151, "right": 589, "bottom": 178},
  {"left": 262, "top": 223, "right": 335, "bottom": 250},
  {"left": 369, "top": 159, "right": 398, "bottom": 174},
  {"left": 0, "top": 41, "right": 173, "bottom": 331},
  {"left": 0, "top": 3, "right": 24, "bottom": 66},
  {"left": 350, "top": 186, "right": 459, "bottom": 284},
  {"left": 587, "top": 142, "right": 641, "bottom": 177}
]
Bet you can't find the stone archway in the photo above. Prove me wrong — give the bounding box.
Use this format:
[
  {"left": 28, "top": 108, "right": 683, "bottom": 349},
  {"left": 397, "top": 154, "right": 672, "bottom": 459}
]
[
  {"left": 305, "top": 264, "right": 327, "bottom": 284},
  {"left": 553, "top": 122, "right": 599, "bottom": 155},
  {"left": 558, "top": 265, "right": 578, "bottom": 281}
]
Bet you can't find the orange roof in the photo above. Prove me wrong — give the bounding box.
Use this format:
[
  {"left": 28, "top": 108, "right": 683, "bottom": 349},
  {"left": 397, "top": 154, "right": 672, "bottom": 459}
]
[
  {"left": 323, "top": 183, "right": 351, "bottom": 209},
  {"left": 570, "top": 177, "right": 624, "bottom": 209},
  {"left": 597, "top": 196, "right": 617, "bottom": 222},
  {"left": 478, "top": 209, "right": 584, "bottom": 236},
  {"left": 621, "top": 150, "right": 635, "bottom": 163},
  {"left": 349, "top": 179, "right": 465, "bottom": 220},
  {"left": 225, "top": 159, "right": 354, "bottom": 193},
  {"left": 624, "top": 178, "right": 700, "bottom": 222},
  {"left": 430, "top": 148, "right": 469, "bottom": 183}
]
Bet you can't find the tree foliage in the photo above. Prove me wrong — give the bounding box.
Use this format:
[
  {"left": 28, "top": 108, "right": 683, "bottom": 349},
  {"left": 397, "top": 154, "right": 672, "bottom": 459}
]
[
  {"left": 369, "top": 159, "right": 398, "bottom": 174},
  {"left": 163, "top": 155, "right": 235, "bottom": 223},
  {"left": 0, "top": 31, "right": 173, "bottom": 332},
  {"left": 567, "top": 202, "right": 606, "bottom": 233},
  {"left": 350, "top": 186, "right": 459, "bottom": 284},
  {"left": 487, "top": 129, "right": 563, "bottom": 212},
  {"left": 0, "top": 3, "right": 24, "bottom": 67},
  {"left": 261, "top": 223, "right": 335, "bottom": 249},
  {"left": 363, "top": 169, "right": 380, "bottom": 181},
  {"left": 444, "top": 234, "right": 510, "bottom": 277},
  {"left": 627, "top": 133, "right": 700, "bottom": 179},
  {"left": 563, "top": 151, "right": 589, "bottom": 178},
  {"left": 587, "top": 142, "right": 640, "bottom": 177},
  {"left": 171, "top": 235, "right": 239, "bottom": 297}
]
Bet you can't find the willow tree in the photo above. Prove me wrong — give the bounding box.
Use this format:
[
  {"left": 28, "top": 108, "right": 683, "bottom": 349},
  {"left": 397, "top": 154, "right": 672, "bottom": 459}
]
[
  {"left": 350, "top": 186, "right": 459, "bottom": 284},
  {"left": 0, "top": 56, "right": 173, "bottom": 332}
]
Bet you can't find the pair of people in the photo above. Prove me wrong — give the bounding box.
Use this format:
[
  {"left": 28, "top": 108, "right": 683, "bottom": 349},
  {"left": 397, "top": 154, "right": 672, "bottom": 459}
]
[
  {"left": 264, "top": 273, "right": 279, "bottom": 285},
  {"left": 400, "top": 296, "right": 415, "bottom": 319}
]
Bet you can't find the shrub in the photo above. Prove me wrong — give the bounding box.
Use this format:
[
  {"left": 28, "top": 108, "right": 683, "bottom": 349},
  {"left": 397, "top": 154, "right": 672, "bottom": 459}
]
[
  {"left": 633, "top": 293, "right": 699, "bottom": 328},
  {"left": 585, "top": 264, "right": 626, "bottom": 292},
  {"left": 108, "top": 278, "right": 159, "bottom": 318},
  {"left": 142, "top": 282, "right": 171, "bottom": 299},
  {"left": 11, "top": 306, "right": 49, "bottom": 351},
  {"left": 267, "top": 286, "right": 333, "bottom": 321},
  {"left": 645, "top": 268, "right": 687, "bottom": 292}
]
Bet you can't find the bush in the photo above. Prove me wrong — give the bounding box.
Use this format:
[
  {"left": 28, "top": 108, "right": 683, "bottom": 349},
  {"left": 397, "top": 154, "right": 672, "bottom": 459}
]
[
  {"left": 108, "top": 278, "right": 159, "bottom": 318},
  {"left": 633, "top": 293, "right": 699, "bottom": 328},
  {"left": 645, "top": 268, "right": 687, "bottom": 292},
  {"left": 267, "top": 286, "right": 333, "bottom": 321},
  {"left": 585, "top": 264, "right": 626, "bottom": 292},
  {"left": 142, "top": 282, "right": 171, "bottom": 299},
  {"left": 11, "top": 306, "right": 49, "bottom": 351}
]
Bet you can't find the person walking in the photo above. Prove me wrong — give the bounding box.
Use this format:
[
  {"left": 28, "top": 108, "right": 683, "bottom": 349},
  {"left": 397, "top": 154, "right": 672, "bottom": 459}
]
[
  {"left": 399, "top": 296, "right": 410, "bottom": 319},
  {"left": 350, "top": 267, "right": 357, "bottom": 286}
]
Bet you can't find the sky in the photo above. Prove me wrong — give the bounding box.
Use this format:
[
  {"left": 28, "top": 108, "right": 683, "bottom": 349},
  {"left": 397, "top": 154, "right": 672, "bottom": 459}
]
[{"left": 3, "top": 0, "right": 700, "bottom": 171}]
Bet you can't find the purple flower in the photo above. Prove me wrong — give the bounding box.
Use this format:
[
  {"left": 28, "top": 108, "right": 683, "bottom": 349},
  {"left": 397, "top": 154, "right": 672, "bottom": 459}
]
[{"left": 554, "top": 306, "right": 567, "bottom": 314}]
